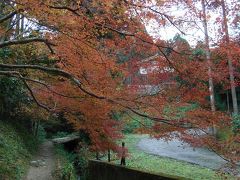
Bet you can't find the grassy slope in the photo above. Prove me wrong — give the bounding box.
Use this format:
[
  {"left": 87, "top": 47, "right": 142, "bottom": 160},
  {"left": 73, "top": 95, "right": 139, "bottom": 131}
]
[
  {"left": 116, "top": 134, "right": 235, "bottom": 180},
  {"left": 0, "top": 120, "right": 38, "bottom": 180}
]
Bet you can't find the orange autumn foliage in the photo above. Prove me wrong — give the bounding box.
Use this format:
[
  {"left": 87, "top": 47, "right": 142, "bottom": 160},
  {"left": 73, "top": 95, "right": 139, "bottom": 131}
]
[{"left": 0, "top": 0, "right": 239, "bottom": 163}]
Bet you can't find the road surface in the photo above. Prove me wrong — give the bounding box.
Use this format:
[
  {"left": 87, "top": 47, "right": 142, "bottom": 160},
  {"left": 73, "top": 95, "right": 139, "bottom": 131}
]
[{"left": 137, "top": 137, "right": 227, "bottom": 169}]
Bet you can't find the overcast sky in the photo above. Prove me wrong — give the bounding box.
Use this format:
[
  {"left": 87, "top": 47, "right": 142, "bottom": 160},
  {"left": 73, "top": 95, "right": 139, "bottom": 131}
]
[{"left": 143, "top": 0, "right": 239, "bottom": 47}]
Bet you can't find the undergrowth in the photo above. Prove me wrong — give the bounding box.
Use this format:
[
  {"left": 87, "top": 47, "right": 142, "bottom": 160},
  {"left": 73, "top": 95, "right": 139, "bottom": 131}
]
[
  {"left": 54, "top": 144, "right": 77, "bottom": 180},
  {"left": 0, "top": 120, "right": 39, "bottom": 180}
]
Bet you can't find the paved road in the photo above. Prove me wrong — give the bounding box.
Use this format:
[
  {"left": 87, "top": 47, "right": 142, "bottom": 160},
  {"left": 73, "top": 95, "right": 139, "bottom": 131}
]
[{"left": 137, "top": 137, "right": 227, "bottom": 169}]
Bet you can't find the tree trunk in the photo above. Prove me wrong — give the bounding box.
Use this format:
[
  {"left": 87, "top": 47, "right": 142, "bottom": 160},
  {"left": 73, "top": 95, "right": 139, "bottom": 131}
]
[
  {"left": 15, "top": 14, "right": 20, "bottom": 38},
  {"left": 120, "top": 142, "right": 126, "bottom": 166},
  {"left": 201, "top": 0, "right": 216, "bottom": 135},
  {"left": 20, "top": 15, "right": 24, "bottom": 35},
  {"left": 35, "top": 119, "right": 40, "bottom": 137},
  {"left": 108, "top": 149, "right": 111, "bottom": 162},
  {"left": 221, "top": 0, "right": 238, "bottom": 114},
  {"left": 201, "top": 0, "right": 216, "bottom": 112},
  {"left": 227, "top": 90, "right": 230, "bottom": 113}
]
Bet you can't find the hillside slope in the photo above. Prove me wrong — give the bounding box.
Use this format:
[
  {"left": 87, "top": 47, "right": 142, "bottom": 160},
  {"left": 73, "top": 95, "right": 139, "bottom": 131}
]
[{"left": 0, "top": 120, "right": 39, "bottom": 180}]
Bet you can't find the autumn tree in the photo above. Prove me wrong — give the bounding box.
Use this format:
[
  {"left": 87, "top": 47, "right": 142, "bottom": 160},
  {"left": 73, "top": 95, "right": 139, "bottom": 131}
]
[
  {"left": 0, "top": 0, "right": 239, "bottom": 166},
  {"left": 200, "top": 0, "right": 216, "bottom": 113},
  {"left": 220, "top": 0, "right": 238, "bottom": 114}
]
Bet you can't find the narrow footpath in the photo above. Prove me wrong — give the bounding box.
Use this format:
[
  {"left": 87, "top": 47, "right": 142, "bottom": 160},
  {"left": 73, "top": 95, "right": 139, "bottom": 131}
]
[{"left": 25, "top": 141, "right": 56, "bottom": 180}]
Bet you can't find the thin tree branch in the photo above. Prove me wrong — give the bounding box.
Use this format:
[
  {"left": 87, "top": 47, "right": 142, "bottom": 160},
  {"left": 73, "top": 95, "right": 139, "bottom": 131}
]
[
  {"left": 0, "top": 63, "right": 105, "bottom": 98},
  {"left": 0, "top": 62, "right": 194, "bottom": 128},
  {"left": 20, "top": 77, "right": 85, "bottom": 99},
  {"left": 0, "top": 63, "right": 73, "bottom": 78},
  {"left": 0, "top": 37, "right": 55, "bottom": 53},
  {"left": 48, "top": 5, "right": 81, "bottom": 16},
  {"left": 125, "top": 111, "right": 149, "bottom": 128},
  {"left": 0, "top": 70, "right": 51, "bottom": 111},
  {"left": 0, "top": 11, "right": 17, "bottom": 24}
]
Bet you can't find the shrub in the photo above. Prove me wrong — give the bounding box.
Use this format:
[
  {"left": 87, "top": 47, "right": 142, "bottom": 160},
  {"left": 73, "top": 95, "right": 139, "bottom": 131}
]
[
  {"left": 54, "top": 145, "right": 77, "bottom": 180},
  {"left": 75, "top": 145, "right": 93, "bottom": 180},
  {"left": 232, "top": 113, "right": 240, "bottom": 134},
  {"left": 36, "top": 125, "right": 47, "bottom": 143},
  {"left": 0, "top": 77, "right": 27, "bottom": 116}
]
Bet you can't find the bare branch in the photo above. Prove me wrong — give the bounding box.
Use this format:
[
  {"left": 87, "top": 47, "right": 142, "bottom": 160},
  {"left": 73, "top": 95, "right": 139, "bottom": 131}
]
[
  {"left": 23, "top": 78, "right": 51, "bottom": 111},
  {"left": 0, "top": 64, "right": 173, "bottom": 125},
  {"left": 0, "top": 37, "right": 55, "bottom": 53},
  {"left": 0, "top": 64, "right": 187, "bottom": 126},
  {"left": 0, "top": 63, "right": 105, "bottom": 98},
  {"left": 122, "top": 104, "right": 183, "bottom": 127},
  {"left": 0, "top": 70, "right": 51, "bottom": 111},
  {"left": 146, "top": 7, "right": 186, "bottom": 35},
  {"left": 0, "top": 11, "right": 17, "bottom": 24},
  {"left": 48, "top": 5, "right": 81, "bottom": 16},
  {"left": 125, "top": 112, "right": 149, "bottom": 128},
  {"left": 21, "top": 77, "right": 85, "bottom": 99},
  {"left": 0, "top": 63, "right": 72, "bottom": 78}
]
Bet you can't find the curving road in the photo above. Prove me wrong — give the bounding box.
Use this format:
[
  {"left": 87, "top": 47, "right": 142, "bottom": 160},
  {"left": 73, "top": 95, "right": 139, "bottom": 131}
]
[{"left": 137, "top": 137, "right": 227, "bottom": 170}]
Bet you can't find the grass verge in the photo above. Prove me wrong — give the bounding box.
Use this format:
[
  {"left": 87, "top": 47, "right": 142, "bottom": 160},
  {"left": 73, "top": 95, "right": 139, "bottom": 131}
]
[{"left": 107, "top": 134, "right": 236, "bottom": 180}]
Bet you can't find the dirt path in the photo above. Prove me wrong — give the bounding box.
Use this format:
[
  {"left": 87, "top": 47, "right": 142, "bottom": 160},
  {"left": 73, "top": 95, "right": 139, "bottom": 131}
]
[{"left": 25, "top": 141, "right": 55, "bottom": 180}]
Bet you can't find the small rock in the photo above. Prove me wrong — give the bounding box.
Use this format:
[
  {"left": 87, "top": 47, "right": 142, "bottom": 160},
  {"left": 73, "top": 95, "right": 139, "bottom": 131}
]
[
  {"left": 30, "top": 159, "right": 46, "bottom": 167},
  {"left": 39, "top": 160, "right": 46, "bottom": 166},
  {"left": 30, "top": 161, "right": 39, "bottom": 167}
]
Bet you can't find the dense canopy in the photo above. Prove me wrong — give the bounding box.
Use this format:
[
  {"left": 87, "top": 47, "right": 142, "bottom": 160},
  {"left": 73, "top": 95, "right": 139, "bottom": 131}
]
[{"left": 0, "top": 0, "right": 240, "bottom": 164}]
